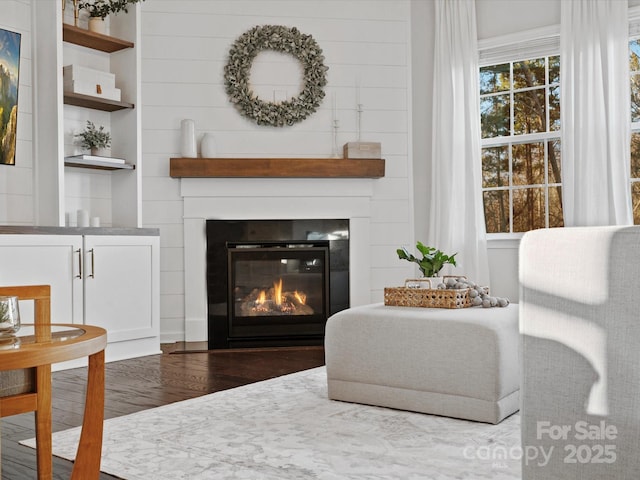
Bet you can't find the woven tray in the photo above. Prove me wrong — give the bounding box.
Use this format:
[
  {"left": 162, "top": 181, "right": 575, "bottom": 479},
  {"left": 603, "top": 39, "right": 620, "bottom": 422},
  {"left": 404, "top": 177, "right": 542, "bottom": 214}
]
[{"left": 384, "top": 277, "right": 472, "bottom": 309}]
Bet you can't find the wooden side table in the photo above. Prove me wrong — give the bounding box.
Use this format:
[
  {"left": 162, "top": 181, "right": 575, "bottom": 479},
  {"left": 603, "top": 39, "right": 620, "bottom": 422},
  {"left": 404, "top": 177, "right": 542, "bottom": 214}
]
[{"left": 0, "top": 324, "right": 107, "bottom": 479}]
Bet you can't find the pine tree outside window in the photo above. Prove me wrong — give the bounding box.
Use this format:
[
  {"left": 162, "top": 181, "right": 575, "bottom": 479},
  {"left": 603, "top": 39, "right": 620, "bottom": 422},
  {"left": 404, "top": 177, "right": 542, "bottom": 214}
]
[{"left": 479, "top": 56, "right": 562, "bottom": 233}]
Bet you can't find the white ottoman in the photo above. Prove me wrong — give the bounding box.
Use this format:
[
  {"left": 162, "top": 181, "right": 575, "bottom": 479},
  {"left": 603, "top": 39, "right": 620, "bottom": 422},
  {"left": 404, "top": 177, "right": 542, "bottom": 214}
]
[{"left": 325, "top": 303, "right": 519, "bottom": 424}]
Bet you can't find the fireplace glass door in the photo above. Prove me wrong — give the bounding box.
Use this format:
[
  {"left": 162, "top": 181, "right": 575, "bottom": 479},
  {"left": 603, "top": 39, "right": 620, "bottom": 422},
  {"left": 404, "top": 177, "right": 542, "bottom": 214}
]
[{"left": 227, "top": 242, "right": 330, "bottom": 340}]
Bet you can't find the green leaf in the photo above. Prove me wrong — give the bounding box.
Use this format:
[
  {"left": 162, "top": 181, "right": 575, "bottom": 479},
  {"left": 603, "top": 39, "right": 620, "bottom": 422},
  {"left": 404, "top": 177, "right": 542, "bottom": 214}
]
[
  {"left": 396, "top": 242, "right": 457, "bottom": 276},
  {"left": 415, "top": 241, "right": 434, "bottom": 257}
]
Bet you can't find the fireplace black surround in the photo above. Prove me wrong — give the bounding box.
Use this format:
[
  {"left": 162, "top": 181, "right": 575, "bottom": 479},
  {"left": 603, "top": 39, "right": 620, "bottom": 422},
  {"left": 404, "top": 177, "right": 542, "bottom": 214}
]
[{"left": 206, "top": 219, "right": 349, "bottom": 349}]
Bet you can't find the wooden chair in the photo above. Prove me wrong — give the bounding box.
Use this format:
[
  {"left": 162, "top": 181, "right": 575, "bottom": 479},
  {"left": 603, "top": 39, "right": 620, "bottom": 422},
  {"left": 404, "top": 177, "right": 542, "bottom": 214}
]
[{"left": 0, "top": 285, "right": 53, "bottom": 479}]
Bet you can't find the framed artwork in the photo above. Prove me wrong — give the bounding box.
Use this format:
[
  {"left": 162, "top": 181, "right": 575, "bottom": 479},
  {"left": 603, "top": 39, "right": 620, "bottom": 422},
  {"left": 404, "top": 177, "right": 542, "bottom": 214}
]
[{"left": 0, "top": 27, "right": 21, "bottom": 166}]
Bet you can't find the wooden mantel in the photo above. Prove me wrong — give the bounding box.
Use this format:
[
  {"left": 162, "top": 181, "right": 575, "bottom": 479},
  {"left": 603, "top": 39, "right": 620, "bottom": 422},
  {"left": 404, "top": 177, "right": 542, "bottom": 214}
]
[{"left": 169, "top": 157, "right": 385, "bottom": 178}]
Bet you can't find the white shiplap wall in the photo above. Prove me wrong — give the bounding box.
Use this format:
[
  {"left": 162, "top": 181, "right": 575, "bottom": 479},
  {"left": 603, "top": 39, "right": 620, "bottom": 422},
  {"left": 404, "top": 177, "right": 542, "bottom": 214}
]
[
  {"left": 0, "top": 0, "right": 33, "bottom": 225},
  {"left": 139, "top": 0, "right": 415, "bottom": 341}
]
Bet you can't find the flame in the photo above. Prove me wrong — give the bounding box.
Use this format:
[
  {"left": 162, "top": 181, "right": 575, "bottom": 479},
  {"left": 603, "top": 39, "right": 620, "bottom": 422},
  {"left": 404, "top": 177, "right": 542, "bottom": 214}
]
[
  {"left": 273, "top": 278, "right": 283, "bottom": 306},
  {"left": 244, "top": 277, "right": 314, "bottom": 316},
  {"left": 294, "top": 291, "right": 306, "bottom": 304}
]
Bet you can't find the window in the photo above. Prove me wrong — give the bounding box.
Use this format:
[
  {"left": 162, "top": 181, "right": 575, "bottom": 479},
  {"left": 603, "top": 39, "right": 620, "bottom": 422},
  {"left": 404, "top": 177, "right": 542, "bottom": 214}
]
[
  {"left": 480, "top": 56, "right": 562, "bottom": 233},
  {"left": 630, "top": 39, "right": 640, "bottom": 224},
  {"left": 479, "top": 31, "right": 640, "bottom": 232}
]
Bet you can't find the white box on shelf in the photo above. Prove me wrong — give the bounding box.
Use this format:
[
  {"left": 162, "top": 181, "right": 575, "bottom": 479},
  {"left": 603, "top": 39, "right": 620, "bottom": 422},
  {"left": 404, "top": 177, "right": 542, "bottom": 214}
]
[
  {"left": 64, "top": 80, "right": 122, "bottom": 101},
  {"left": 343, "top": 142, "right": 382, "bottom": 159},
  {"left": 63, "top": 64, "right": 115, "bottom": 88}
]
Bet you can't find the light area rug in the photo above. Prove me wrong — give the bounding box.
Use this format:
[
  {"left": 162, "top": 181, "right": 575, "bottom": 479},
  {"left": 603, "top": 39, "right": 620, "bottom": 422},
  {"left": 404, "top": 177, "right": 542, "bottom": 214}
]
[{"left": 22, "top": 367, "right": 521, "bottom": 479}]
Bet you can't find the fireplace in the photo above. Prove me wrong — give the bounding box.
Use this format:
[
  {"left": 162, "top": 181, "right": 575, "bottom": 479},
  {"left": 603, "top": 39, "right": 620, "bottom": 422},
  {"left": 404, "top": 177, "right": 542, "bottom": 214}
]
[
  {"left": 207, "top": 219, "right": 349, "bottom": 348},
  {"left": 228, "top": 241, "right": 329, "bottom": 340}
]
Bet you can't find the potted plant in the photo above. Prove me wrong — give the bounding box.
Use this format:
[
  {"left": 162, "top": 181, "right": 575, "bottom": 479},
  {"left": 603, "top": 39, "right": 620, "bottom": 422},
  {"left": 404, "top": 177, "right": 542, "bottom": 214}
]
[
  {"left": 78, "top": 0, "right": 145, "bottom": 34},
  {"left": 397, "top": 242, "right": 457, "bottom": 287},
  {"left": 75, "top": 120, "right": 112, "bottom": 156}
]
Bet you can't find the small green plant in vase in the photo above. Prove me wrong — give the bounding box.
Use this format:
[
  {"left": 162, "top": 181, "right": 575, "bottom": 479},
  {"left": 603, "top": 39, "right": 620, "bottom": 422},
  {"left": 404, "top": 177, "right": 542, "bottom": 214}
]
[
  {"left": 394, "top": 243, "right": 510, "bottom": 307},
  {"left": 397, "top": 242, "right": 457, "bottom": 286},
  {"left": 79, "top": 0, "right": 145, "bottom": 19},
  {"left": 75, "top": 120, "right": 112, "bottom": 156},
  {"left": 78, "top": 0, "right": 145, "bottom": 34}
]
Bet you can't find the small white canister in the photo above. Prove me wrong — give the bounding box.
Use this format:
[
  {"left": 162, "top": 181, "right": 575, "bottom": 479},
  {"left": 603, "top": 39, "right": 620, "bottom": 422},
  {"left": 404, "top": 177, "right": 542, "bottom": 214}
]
[
  {"left": 77, "top": 209, "right": 89, "bottom": 228},
  {"left": 201, "top": 133, "right": 217, "bottom": 158}
]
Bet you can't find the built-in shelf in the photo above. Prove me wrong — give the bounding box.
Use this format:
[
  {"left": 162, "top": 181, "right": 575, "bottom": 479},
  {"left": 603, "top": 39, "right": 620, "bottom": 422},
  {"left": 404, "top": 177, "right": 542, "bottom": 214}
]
[
  {"left": 63, "top": 92, "right": 134, "bottom": 112},
  {"left": 62, "top": 23, "right": 134, "bottom": 53},
  {"left": 64, "top": 157, "right": 135, "bottom": 171},
  {"left": 169, "top": 158, "right": 386, "bottom": 178}
]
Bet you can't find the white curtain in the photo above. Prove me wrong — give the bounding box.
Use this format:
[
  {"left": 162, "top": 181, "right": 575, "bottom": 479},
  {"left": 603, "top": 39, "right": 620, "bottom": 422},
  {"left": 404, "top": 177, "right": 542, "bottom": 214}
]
[
  {"left": 561, "top": 0, "right": 633, "bottom": 226},
  {"left": 428, "top": 0, "right": 490, "bottom": 285}
]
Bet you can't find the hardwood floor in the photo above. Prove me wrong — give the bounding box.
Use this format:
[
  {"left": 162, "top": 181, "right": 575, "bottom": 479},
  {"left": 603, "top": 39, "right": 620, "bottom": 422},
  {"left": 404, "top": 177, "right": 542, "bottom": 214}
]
[{"left": 1, "top": 344, "right": 325, "bottom": 479}]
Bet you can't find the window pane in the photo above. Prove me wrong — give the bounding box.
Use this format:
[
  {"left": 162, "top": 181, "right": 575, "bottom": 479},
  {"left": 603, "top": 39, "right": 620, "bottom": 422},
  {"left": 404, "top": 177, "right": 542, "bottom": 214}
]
[
  {"left": 513, "top": 187, "right": 545, "bottom": 232},
  {"left": 549, "top": 85, "right": 560, "bottom": 131},
  {"left": 513, "top": 58, "right": 545, "bottom": 89},
  {"left": 549, "top": 186, "right": 564, "bottom": 227},
  {"left": 548, "top": 140, "right": 562, "bottom": 184},
  {"left": 549, "top": 55, "right": 560, "bottom": 84},
  {"left": 632, "top": 74, "right": 640, "bottom": 123},
  {"left": 630, "top": 40, "right": 640, "bottom": 71},
  {"left": 633, "top": 182, "right": 640, "bottom": 225},
  {"left": 480, "top": 63, "right": 510, "bottom": 94},
  {"left": 482, "top": 146, "right": 509, "bottom": 188},
  {"left": 481, "top": 94, "right": 510, "bottom": 138},
  {"left": 631, "top": 133, "right": 640, "bottom": 178},
  {"left": 514, "top": 89, "right": 546, "bottom": 134},
  {"left": 483, "top": 190, "right": 509, "bottom": 233},
  {"left": 513, "top": 142, "right": 544, "bottom": 186}
]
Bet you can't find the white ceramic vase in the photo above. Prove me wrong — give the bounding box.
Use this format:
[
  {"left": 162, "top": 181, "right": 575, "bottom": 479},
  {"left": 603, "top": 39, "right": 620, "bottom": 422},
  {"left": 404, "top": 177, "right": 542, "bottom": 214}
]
[
  {"left": 77, "top": 209, "right": 90, "bottom": 228},
  {"left": 90, "top": 146, "right": 110, "bottom": 157},
  {"left": 180, "top": 119, "right": 197, "bottom": 158},
  {"left": 88, "top": 17, "right": 107, "bottom": 35},
  {"left": 201, "top": 133, "right": 217, "bottom": 158}
]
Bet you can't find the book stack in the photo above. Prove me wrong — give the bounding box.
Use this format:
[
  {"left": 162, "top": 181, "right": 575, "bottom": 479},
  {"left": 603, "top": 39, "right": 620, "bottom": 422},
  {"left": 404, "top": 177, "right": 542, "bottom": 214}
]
[
  {"left": 64, "top": 154, "right": 131, "bottom": 169},
  {"left": 65, "top": 154, "right": 125, "bottom": 164}
]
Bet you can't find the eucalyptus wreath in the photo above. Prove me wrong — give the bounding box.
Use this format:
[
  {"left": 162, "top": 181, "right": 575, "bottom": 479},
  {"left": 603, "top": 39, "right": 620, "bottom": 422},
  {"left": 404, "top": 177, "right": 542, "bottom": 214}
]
[{"left": 224, "top": 25, "right": 329, "bottom": 127}]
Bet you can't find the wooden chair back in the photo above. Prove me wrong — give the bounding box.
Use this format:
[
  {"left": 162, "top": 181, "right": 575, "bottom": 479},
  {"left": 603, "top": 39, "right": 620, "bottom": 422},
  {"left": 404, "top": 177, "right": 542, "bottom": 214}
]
[{"left": 0, "top": 285, "right": 53, "bottom": 479}]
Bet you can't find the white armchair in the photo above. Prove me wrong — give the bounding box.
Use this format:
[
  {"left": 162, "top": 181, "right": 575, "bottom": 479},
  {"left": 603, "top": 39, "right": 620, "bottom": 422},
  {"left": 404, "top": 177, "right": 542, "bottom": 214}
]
[{"left": 519, "top": 226, "right": 640, "bottom": 479}]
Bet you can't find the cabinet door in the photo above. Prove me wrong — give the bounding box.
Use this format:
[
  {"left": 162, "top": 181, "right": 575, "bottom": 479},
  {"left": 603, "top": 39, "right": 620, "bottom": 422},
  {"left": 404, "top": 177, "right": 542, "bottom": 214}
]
[
  {"left": 0, "top": 235, "right": 83, "bottom": 324},
  {"left": 83, "top": 235, "right": 159, "bottom": 342}
]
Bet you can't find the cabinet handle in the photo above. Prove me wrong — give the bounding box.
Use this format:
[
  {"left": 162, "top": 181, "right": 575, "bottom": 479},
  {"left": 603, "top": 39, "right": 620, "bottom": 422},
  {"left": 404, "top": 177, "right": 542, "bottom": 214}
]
[
  {"left": 76, "top": 248, "right": 82, "bottom": 279},
  {"left": 89, "top": 248, "right": 95, "bottom": 278}
]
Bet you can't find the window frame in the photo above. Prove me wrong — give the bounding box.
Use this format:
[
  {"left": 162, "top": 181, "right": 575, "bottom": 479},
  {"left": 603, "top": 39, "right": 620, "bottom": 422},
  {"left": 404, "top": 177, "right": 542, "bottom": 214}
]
[{"left": 479, "top": 55, "right": 562, "bottom": 235}]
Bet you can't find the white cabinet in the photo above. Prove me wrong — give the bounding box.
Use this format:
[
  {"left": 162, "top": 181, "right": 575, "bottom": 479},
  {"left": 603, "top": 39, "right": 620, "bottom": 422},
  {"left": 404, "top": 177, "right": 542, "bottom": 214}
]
[
  {"left": 83, "top": 234, "right": 160, "bottom": 361},
  {"left": 0, "top": 231, "right": 160, "bottom": 363},
  {"left": 0, "top": 235, "right": 83, "bottom": 324}
]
